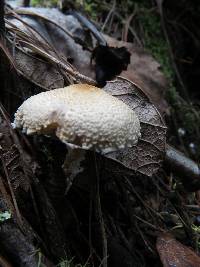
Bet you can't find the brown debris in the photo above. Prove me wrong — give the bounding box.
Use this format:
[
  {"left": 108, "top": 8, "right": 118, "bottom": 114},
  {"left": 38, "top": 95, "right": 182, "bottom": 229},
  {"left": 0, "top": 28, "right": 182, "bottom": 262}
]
[
  {"left": 104, "top": 77, "right": 167, "bottom": 176},
  {"left": 157, "top": 233, "right": 200, "bottom": 267}
]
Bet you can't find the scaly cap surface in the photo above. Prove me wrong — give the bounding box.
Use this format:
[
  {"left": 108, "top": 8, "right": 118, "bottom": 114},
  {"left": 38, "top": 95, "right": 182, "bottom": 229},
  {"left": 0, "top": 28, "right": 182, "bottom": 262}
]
[{"left": 13, "top": 84, "right": 141, "bottom": 153}]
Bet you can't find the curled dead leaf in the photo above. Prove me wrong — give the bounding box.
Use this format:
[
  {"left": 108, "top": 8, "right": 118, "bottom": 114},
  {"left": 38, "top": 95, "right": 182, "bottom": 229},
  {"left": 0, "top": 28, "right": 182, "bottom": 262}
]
[
  {"left": 156, "top": 233, "right": 200, "bottom": 267},
  {"left": 104, "top": 77, "right": 167, "bottom": 176},
  {"left": 0, "top": 118, "right": 31, "bottom": 192}
]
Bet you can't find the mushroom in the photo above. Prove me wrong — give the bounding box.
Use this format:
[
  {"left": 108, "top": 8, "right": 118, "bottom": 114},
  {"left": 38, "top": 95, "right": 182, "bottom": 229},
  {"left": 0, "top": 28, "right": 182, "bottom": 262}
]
[{"left": 13, "top": 83, "right": 141, "bottom": 191}]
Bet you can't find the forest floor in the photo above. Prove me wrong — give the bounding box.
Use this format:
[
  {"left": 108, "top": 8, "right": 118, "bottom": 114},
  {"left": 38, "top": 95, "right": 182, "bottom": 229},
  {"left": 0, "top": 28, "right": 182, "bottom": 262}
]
[{"left": 1, "top": 1, "right": 200, "bottom": 267}]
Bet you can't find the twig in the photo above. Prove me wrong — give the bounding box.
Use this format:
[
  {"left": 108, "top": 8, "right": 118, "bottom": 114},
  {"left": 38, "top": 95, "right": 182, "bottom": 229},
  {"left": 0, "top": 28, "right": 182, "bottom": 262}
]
[
  {"left": 101, "top": 0, "right": 116, "bottom": 32},
  {"left": 72, "top": 11, "right": 107, "bottom": 46},
  {"left": 134, "top": 214, "right": 163, "bottom": 232},
  {"left": 9, "top": 8, "right": 74, "bottom": 39},
  {"left": 9, "top": 8, "right": 93, "bottom": 52},
  {"left": 0, "top": 156, "right": 23, "bottom": 227},
  {"left": 165, "top": 145, "right": 200, "bottom": 191},
  {"left": 114, "top": 10, "right": 142, "bottom": 46},
  {"left": 122, "top": 9, "right": 136, "bottom": 42},
  {"left": 134, "top": 221, "right": 156, "bottom": 254},
  {"left": 89, "top": 189, "right": 93, "bottom": 257},
  {"left": 93, "top": 152, "right": 108, "bottom": 267},
  {"left": 0, "top": 104, "right": 24, "bottom": 228},
  {"left": 19, "top": 40, "right": 97, "bottom": 85},
  {"left": 5, "top": 15, "right": 65, "bottom": 64},
  {"left": 123, "top": 176, "right": 163, "bottom": 222}
]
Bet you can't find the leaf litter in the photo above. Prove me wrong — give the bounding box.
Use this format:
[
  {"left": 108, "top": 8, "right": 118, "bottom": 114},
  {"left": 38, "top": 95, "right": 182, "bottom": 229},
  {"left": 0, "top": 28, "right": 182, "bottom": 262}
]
[{"left": 0, "top": 4, "right": 199, "bottom": 267}]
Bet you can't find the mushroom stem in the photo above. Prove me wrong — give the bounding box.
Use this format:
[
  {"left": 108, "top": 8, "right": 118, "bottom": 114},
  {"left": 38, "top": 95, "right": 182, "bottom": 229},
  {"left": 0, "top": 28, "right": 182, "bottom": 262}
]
[{"left": 63, "top": 146, "right": 86, "bottom": 194}]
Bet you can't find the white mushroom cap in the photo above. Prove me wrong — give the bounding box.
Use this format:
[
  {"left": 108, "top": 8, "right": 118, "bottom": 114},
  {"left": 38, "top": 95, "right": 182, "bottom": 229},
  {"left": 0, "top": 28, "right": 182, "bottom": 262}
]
[{"left": 13, "top": 84, "right": 141, "bottom": 153}]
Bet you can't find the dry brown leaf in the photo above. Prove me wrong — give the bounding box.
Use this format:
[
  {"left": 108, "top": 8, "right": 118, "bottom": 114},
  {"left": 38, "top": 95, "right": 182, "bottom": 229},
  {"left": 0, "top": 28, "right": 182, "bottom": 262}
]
[
  {"left": 13, "top": 46, "right": 64, "bottom": 90},
  {"left": 104, "top": 77, "right": 167, "bottom": 176},
  {"left": 6, "top": 7, "right": 91, "bottom": 89},
  {"left": 0, "top": 119, "right": 31, "bottom": 192},
  {"left": 157, "top": 233, "right": 200, "bottom": 267}
]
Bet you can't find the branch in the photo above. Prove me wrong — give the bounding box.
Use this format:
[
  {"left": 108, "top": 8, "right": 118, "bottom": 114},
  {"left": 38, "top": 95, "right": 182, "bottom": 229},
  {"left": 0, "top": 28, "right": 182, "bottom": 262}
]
[
  {"left": 19, "top": 40, "right": 97, "bottom": 85},
  {"left": 165, "top": 145, "right": 200, "bottom": 191},
  {"left": 72, "top": 11, "right": 107, "bottom": 46}
]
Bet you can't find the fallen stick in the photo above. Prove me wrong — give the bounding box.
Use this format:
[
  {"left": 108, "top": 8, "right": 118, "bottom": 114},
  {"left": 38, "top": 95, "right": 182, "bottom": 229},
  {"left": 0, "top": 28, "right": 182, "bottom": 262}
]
[{"left": 165, "top": 144, "right": 200, "bottom": 191}]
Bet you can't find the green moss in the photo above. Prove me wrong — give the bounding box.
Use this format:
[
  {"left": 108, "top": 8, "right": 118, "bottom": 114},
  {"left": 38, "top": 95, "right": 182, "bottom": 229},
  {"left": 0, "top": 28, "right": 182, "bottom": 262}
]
[
  {"left": 31, "top": 0, "right": 58, "bottom": 7},
  {"left": 81, "top": 1, "right": 98, "bottom": 19},
  {"left": 135, "top": 4, "right": 200, "bottom": 154},
  {"left": 184, "top": 111, "right": 197, "bottom": 134},
  {"left": 137, "top": 5, "right": 173, "bottom": 82},
  {"left": 167, "top": 86, "right": 180, "bottom": 105}
]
